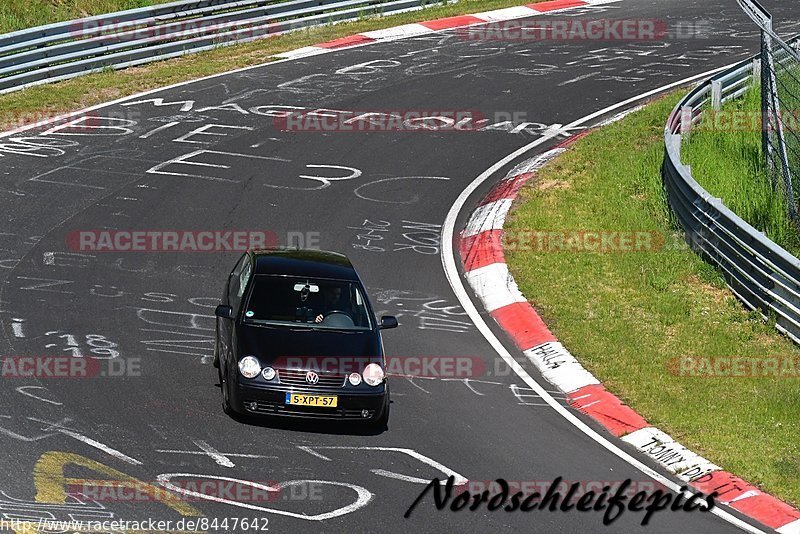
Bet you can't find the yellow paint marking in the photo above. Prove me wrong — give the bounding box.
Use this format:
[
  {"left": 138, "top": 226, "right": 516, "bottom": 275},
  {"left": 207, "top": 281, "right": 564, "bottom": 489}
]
[{"left": 33, "top": 451, "right": 201, "bottom": 516}]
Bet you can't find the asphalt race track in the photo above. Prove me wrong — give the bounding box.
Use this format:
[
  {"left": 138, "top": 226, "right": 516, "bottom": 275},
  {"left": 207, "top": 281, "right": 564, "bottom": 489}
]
[{"left": 0, "top": 0, "right": 798, "bottom": 532}]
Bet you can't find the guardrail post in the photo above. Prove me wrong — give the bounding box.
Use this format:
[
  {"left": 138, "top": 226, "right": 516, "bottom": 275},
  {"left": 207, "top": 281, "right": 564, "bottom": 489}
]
[
  {"left": 752, "top": 58, "right": 761, "bottom": 83},
  {"left": 710, "top": 79, "right": 722, "bottom": 111},
  {"left": 664, "top": 3, "right": 800, "bottom": 346},
  {"left": 680, "top": 106, "right": 693, "bottom": 140}
]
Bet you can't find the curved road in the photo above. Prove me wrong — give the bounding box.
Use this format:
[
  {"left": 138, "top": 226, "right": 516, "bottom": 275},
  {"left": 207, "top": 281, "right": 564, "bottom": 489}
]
[{"left": 0, "top": 0, "right": 797, "bottom": 532}]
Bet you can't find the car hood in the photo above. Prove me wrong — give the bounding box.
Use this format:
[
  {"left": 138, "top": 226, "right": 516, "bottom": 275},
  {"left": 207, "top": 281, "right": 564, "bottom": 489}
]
[{"left": 236, "top": 323, "right": 382, "bottom": 369}]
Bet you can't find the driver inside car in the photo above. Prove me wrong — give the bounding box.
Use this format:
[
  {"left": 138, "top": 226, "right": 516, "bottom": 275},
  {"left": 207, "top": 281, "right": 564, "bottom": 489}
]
[{"left": 314, "top": 286, "right": 351, "bottom": 323}]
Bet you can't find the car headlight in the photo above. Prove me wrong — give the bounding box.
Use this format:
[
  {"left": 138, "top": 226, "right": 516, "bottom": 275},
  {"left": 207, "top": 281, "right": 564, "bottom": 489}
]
[
  {"left": 348, "top": 372, "right": 362, "bottom": 386},
  {"left": 261, "top": 367, "right": 276, "bottom": 380},
  {"left": 238, "top": 356, "right": 261, "bottom": 379},
  {"left": 362, "top": 363, "right": 384, "bottom": 386}
]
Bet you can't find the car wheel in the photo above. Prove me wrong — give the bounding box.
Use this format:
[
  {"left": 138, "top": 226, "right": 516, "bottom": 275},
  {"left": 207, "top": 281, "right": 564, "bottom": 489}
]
[
  {"left": 372, "top": 391, "right": 390, "bottom": 430},
  {"left": 218, "top": 364, "right": 236, "bottom": 417}
]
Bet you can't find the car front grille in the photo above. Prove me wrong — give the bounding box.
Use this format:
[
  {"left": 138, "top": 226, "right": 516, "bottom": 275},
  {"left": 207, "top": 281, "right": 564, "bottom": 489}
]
[{"left": 278, "top": 369, "right": 346, "bottom": 389}]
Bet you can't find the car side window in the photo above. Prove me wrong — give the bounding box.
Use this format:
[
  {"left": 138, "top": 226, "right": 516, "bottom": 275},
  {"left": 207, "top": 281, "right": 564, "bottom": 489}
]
[
  {"left": 227, "top": 254, "right": 248, "bottom": 310},
  {"left": 238, "top": 259, "right": 252, "bottom": 299}
]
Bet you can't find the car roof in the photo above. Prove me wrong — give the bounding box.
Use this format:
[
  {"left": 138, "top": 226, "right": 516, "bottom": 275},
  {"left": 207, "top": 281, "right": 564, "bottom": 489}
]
[{"left": 250, "top": 249, "right": 360, "bottom": 281}]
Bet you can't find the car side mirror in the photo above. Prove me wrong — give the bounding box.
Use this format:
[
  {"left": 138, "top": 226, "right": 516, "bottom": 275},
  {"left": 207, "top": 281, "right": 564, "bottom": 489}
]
[
  {"left": 215, "top": 304, "right": 234, "bottom": 320},
  {"left": 379, "top": 315, "right": 398, "bottom": 329}
]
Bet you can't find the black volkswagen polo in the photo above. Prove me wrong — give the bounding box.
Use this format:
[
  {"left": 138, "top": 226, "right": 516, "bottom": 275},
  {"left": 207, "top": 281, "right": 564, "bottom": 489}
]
[{"left": 214, "top": 249, "right": 397, "bottom": 427}]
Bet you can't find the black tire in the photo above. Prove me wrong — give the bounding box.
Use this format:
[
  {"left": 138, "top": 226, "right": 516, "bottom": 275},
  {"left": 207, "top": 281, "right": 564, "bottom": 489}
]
[
  {"left": 371, "top": 391, "right": 390, "bottom": 430},
  {"left": 219, "top": 364, "right": 236, "bottom": 417}
]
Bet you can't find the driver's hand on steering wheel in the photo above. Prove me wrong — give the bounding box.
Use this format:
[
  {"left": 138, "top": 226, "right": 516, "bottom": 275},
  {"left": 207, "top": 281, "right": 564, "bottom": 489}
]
[{"left": 315, "top": 314, "right": 324, "bottom": 323}]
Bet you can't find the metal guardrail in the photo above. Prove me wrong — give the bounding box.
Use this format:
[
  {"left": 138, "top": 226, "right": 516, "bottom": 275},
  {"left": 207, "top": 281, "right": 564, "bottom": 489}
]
[
  {"left": 663, "top": 52, "right": 800, "bottom": 344},
  {"left": 0, "top": 0, "right": 453, "bottom": 94}
]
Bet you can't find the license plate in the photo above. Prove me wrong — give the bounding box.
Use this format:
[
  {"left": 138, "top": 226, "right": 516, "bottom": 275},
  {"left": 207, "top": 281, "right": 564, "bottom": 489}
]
[{"left": 285, "top": 393, "right": 338, "bottom": 407}]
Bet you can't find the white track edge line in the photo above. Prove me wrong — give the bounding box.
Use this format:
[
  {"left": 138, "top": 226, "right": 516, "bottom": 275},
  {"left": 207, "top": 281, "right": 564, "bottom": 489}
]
[{"left": 441, "top": 62, "right": 766, "bottom": 534}]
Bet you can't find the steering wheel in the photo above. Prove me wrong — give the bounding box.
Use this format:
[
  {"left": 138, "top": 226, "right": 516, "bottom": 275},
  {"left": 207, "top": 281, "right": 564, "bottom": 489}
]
[{"left": 320, "top": 310, "right": 355, "bottom": 327}]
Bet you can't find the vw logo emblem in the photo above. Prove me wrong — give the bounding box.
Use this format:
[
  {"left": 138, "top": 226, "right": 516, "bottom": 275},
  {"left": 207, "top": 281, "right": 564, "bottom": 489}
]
[{"left": 305, "top": 371, "right": 319, "bottom": 385}]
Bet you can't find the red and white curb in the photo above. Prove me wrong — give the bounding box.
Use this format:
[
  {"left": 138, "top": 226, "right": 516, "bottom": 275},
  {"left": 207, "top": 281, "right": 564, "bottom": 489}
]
[
  {"left": 458, "top": 136, "right": 800, "bottom": 533},
  {"left": 275, "top": 0, "right": 620, "bottom": 59}
]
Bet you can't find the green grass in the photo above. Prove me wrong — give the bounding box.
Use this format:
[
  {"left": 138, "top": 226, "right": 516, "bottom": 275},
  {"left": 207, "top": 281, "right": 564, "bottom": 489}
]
[
  {"left": 0, "top": 0, "right": 175, "bottom": 33},
  {"left": 0, "top": 0, "right": 549, "bottom": 131},
  {"left": 505, "top": 92, "right": 800, "bottom": 506},
  {"left": 683, "top": 86, "right": 800, "bottom": 255}
]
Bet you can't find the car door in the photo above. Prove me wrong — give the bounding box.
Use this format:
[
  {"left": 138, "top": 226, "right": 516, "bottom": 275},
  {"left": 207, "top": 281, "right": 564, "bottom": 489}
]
[
  {"left": 218, "top": 253, "right": 248, "bottom": 368},
  {"left": 228, "top": 254, "right": 254, "bottom": 367}
]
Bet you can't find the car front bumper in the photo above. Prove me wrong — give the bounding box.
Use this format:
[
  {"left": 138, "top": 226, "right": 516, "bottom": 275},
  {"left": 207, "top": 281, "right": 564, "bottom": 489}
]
[{"left": 234, "top": 383, "right": 388, "bottom": 421}]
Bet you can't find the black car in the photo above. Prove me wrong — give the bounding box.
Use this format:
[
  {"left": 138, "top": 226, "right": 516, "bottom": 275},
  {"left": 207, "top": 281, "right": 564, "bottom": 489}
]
[{"left": 213, "top": 249, "right": 397, "bottom": 427}]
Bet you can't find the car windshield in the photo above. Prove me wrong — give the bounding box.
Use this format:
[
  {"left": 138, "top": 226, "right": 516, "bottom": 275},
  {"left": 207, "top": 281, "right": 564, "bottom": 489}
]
[{"left": 242, "top": 275, "right": 373, "bottom": 331}]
